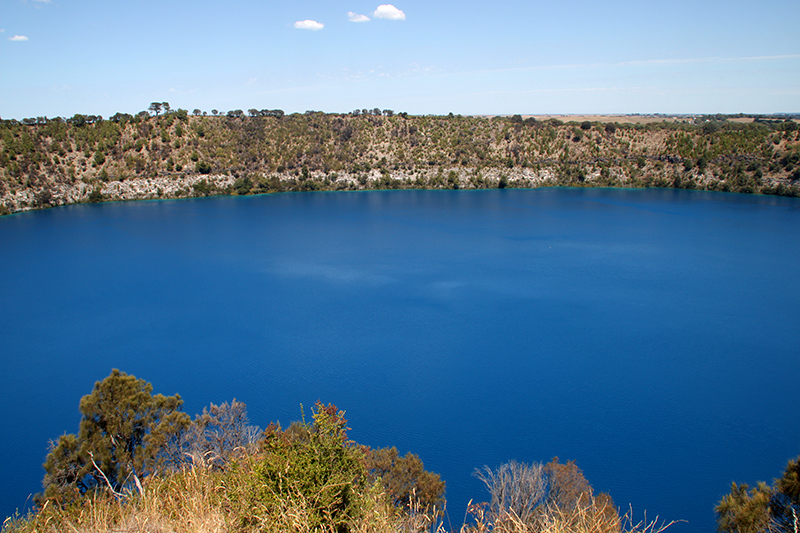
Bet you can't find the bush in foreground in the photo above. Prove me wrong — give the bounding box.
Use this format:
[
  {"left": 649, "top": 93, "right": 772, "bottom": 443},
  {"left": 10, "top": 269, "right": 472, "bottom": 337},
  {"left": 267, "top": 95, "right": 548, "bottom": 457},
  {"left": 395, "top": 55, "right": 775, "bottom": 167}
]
[
  {"left": 2, "top": 369, "right": 681, "bottom": 533},
  {"left": 716, "top": 456, "right": 800, "bottom": 533}
]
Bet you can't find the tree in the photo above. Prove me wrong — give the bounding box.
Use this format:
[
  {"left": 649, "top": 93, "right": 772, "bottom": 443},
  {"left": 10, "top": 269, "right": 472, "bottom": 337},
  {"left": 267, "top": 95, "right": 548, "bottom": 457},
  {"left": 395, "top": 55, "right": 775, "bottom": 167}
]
[
  {"left": 40, "top": 369, "right": 190, "bottom": 503},
  {"left": 196, "top": 161, "right": 212, "bottom": 174},
  {"left": 183, "top": 399, "right": 261, "bottom": 467},
  {"left": 68, "top": 114, "right": 87, "bottom": 127},
  {"left": 149, "top": 102, "right": 163, "bottom": 116},
  {"left": 717, "top": 456, "right": 800, "bottom": 533},
  {"left": 474, "top": 460, "right": 546, "bottom": 523},
  {"left": 716, "top": 482, "right": 772, "bottom": 533},
  {"left": 473, "top": 458, "right": 619, "bottom": 530},
  {"left": 365, "top": 446, "right": 445, "bottom": 510},
  {"left": 543, "top": 457, "right": 593, "bottom": 512},
  {"left": 161, "top": 102, "right": 170, "bottom": 114}
]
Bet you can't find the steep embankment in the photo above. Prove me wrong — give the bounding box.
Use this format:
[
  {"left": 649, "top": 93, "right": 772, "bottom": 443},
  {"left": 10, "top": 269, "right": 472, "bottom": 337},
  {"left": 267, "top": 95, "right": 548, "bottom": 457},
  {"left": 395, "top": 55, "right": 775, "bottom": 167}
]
[{"left": 1, "top": 112, "right": 798, "bottom": 215}]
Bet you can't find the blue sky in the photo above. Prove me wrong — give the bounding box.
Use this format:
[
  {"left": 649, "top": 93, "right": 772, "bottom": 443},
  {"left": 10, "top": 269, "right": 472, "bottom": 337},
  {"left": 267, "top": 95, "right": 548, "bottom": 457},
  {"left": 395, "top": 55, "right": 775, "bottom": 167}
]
[{"left": 1, "top": 0, "right": 798, "bottom": 119}]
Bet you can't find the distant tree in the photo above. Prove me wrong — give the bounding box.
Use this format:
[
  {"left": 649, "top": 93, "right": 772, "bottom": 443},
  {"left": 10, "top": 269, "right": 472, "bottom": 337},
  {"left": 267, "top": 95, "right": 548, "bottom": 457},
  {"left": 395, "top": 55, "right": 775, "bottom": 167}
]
[
  {"left": 149, "top": 102, "right": 163, "bottom": 116},
  {"left": 604, "top": 123, "right": 617, "bottom": 134},
  {"left": 162, "top": 102, "right": 171, "bottom": 114},
  {"left": 233, "top": 175, "right": 252, "bottom": 194},
  {"left": 581, "top": 121, "right": 592, "bottom": 130},
  {"left": 383, "top": 109, "right": 394, "bottom": 117},
  {"left": 68, "top": 114, "right": 87, "bottom": 127},
  {"left": 211, "top": 109, "right": 218, "bottom": 116},
  {"left": 192, "top": 109, "right": 202, "bottom": 116},
  {"left": 248, "top": 109, "right": 259, "bottom": 117},
  {"left": 34, "top": 188, "right": 53, "bottom": 207},
  {"left": 195, "top": 161, "right": 212, "bottom": 174},
  {"left": 192, "top": 179, "right": 212, "bottom": 196},
  {"left": 703, "top": 121, "right": 721, "bottom": 135},
  {"left": 40, "top": 370, "right": 190, "bottom": 503},
  {"left": 510, "top": 114, "right": 523, "bottom": 124},
  {"left": 259, "top": 109, "right": 284, "bottom": 118},
  {"left": 110, "top": 112, "right": 132, "bottom": 124}
]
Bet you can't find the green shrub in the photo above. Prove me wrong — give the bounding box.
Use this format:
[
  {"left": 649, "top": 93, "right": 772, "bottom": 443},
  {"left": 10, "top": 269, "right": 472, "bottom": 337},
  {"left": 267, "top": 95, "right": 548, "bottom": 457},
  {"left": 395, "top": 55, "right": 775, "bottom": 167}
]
[
  {"left": 235, "top": 402, "right": 368, "bottom": 532},
  {"left": 195, "top": 161, "right": 212, "bottom": 174}
]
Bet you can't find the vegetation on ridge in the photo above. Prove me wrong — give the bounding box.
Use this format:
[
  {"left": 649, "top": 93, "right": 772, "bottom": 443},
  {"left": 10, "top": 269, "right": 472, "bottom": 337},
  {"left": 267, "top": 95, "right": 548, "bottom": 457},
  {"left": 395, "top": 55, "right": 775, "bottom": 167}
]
[{"left": 1, "top": 107, "right": 799, "bottom": 216}]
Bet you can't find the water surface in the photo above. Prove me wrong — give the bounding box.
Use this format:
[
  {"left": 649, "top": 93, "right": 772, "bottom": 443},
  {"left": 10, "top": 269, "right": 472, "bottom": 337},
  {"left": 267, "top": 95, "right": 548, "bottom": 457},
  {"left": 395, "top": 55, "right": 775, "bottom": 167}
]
[{"left": 1, "top": 188, "right": 798, "bottom": 531}]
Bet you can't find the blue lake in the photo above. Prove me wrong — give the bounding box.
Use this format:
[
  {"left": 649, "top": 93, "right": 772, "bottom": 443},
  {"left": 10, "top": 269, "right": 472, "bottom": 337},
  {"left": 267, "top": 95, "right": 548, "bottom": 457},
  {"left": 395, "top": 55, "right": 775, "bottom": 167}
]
[{"left": 1, "top": 188, "right": 799, "bottom": 531}]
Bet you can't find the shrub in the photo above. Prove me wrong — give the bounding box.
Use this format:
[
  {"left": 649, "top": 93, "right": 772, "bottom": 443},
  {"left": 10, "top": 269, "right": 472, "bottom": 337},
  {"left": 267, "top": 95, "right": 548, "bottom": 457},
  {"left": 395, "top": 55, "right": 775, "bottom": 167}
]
[
  {"left": 195, "top": 161, "right": 212, "bottom": 174},
  {"left": 365, "top": 446, "right": 445, "bottom": 511},
  {"left": 236, "top": 402, "right": 368, "bottom": 532}
]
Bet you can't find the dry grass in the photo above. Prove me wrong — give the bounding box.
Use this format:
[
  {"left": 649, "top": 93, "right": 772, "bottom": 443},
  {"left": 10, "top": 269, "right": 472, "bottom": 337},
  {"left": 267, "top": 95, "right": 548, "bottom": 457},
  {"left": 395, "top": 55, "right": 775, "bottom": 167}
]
[
  {"left": 2, "top": 462, "right": 446, "bottom": 533},
  {"left": 459, "top": 496, "right": 679, "bottom": 533},
  {"left": 3, "top": 488, "right": 678, "bottom": 533}
]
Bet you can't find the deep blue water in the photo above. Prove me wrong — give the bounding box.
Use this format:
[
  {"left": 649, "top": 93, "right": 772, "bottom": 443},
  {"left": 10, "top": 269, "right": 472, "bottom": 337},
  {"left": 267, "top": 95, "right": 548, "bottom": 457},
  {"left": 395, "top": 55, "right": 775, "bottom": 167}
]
[{"left": 1, "top": 188, "right": 799, "bottom": 531}]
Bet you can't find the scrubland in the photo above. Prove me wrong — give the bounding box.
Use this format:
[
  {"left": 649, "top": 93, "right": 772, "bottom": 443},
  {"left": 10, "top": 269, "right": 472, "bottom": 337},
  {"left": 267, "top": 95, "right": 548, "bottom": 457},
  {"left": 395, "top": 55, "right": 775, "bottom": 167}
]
[{"left": 1, "top": 111, "right": 798, "bottom": 215}]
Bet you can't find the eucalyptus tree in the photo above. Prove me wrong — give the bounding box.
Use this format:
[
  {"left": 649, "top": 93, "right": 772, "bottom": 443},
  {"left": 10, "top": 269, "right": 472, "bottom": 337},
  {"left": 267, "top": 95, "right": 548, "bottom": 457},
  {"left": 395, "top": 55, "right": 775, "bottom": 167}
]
[{"left": 40, "top": 369, "right": 190, "bottom": 503}]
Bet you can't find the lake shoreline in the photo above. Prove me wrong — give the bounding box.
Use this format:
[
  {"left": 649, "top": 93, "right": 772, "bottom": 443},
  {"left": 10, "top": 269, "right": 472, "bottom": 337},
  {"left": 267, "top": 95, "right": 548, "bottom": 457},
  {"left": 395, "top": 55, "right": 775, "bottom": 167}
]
[{"left": 2, "top": 163, "right": 798, "bottom": 217}]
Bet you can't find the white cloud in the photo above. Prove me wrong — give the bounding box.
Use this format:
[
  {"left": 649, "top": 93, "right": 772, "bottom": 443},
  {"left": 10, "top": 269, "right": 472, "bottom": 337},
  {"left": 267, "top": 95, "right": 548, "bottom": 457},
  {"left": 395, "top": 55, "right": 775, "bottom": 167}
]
[
  {"left": 348, "top": 11, "right": 370, "bottom": 22},
  {"left": 9, "top": 35, "right": 29, "bottom": 41},
  {"left": 373, "top": 4, "right": 405, "bottom": 20},
  {"left": 294, "top": 20, "right": 324, "bottom": 31}
]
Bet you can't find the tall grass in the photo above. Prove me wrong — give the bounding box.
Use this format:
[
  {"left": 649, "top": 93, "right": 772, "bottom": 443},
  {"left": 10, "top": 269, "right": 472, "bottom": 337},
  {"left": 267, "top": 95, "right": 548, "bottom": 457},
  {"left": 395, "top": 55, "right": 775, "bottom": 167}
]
[
  {"left": 3, "top": 465, "right": 677, "bottom": 533},
  {"left": 3, "top": 461, "right": 445, "bottom": 533}
]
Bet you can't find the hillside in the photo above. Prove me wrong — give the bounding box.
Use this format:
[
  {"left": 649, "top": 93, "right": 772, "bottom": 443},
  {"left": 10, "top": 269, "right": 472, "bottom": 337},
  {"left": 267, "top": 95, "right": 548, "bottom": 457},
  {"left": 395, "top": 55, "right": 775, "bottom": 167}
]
[{"left": 1, "top": 110, "right": 799, "bottom": 215}]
